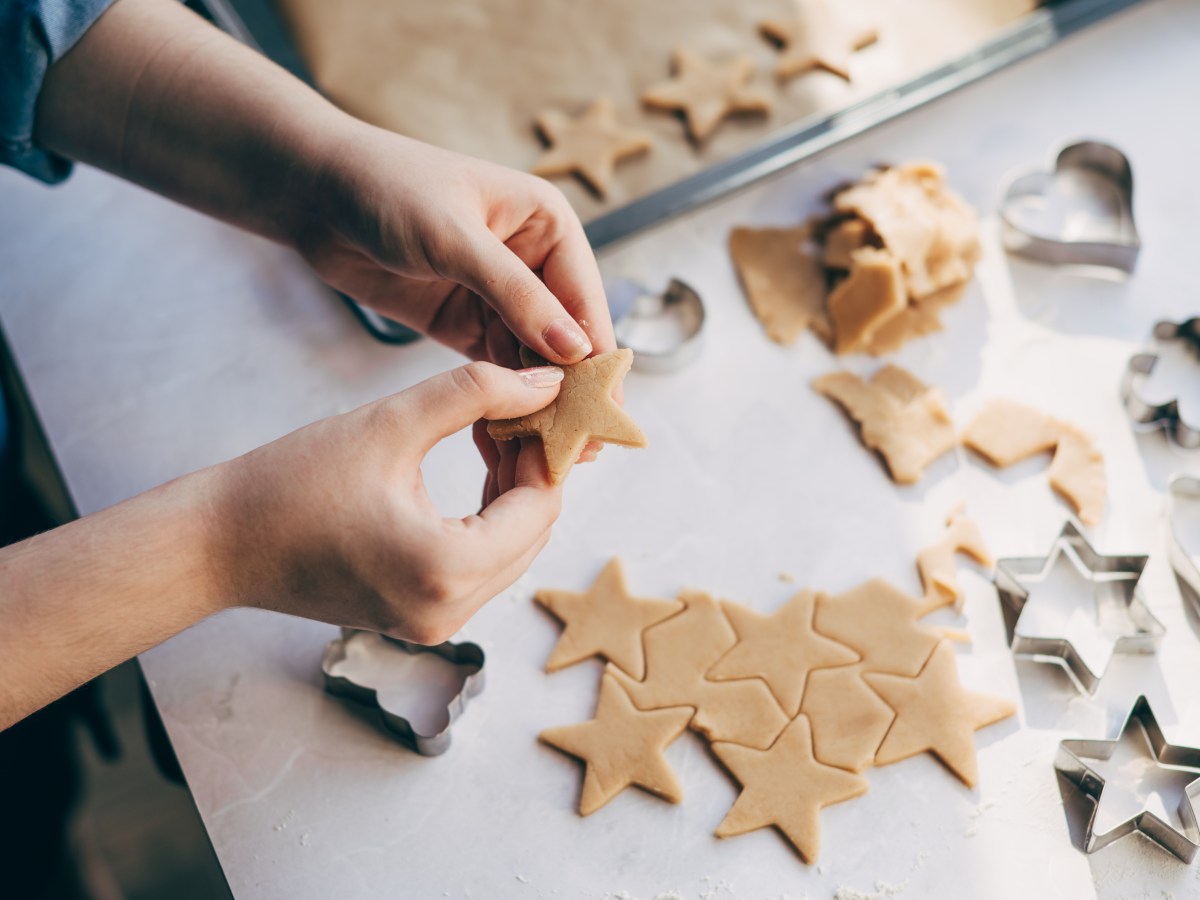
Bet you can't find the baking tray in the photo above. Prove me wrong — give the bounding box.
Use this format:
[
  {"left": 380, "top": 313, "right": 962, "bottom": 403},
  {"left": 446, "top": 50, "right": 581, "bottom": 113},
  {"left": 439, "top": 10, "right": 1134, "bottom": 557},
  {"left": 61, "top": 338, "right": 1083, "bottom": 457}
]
[{"left": 198, "top": 0, "right": 1141, "bottom": 341}]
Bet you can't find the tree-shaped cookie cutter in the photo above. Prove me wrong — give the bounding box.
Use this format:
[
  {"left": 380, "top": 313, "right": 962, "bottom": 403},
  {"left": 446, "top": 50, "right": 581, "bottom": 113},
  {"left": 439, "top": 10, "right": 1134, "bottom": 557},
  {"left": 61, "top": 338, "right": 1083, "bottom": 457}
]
[
  {"left": 993, "top": 521, "right": 1165, "bottom": 695},
  {"left": 1168, "top": 474, "right": 1200, "bottom": 613},
  {"left": 1121, "top": 318, "right": 1200, "bottom": 450},
  {"left": 1055, "top": 695, "right": 1200, "bottom": 863},
  {"left": 321, "top": 628, "right": 486, "bottom": 756}
]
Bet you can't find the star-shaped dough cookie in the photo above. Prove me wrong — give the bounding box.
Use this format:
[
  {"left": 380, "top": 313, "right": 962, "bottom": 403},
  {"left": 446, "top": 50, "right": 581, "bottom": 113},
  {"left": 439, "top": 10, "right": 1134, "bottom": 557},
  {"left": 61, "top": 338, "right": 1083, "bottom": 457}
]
[
  {"left": 711, "top": 715, "right": 869, "bottom": 862},
  {"left": 801, "top": 664, "right": 895, "bottom": 772},
  {"left": 707, "top": 591, "right": 859, "bottom": 716},
  {"left": 535, "top": 558, "right": 683, "bottom": 679},
  {"left": 488, "top": 349, "right": 647, "bottom": 485},
  {"left": 609, "top": 590, "right": 788, "bottom": 750},
  {"left": 641, "top": 49, "right": 773, "bottom": 143},
  {"left": 813, "top": 577, "right": 945, "bottom": 677},
  {"left": 864, "top": 641, "right": 1016, "bottom": 788},
  {"left": 540, "top": 671, "right": 694, "bottom": 815},
  {"left": 532, "top": 97, "right": 653, "bottom": 198},
  {"left": 759, "top": 0, "right": 878, "bottom": 82}
]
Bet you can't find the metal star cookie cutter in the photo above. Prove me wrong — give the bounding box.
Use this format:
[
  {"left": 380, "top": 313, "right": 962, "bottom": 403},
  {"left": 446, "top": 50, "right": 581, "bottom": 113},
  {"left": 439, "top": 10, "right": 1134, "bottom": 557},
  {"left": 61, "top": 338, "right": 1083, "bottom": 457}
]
[
  {"left": 1168, "top": 474, "right": 1200, "bottom": 612},
  {"left": 1055, "top": 695, "right": 1200, "bottom": 862},
  {"left": 1121, "top": 318, "right": 1200, "bottom": 450},
  {"left": 607, "top": 277, "right": 705, "bottom": 373},
  {"left": 993, "top": 520, "right": 1165, "bottom": 695},
  {"left": 321, "top": 628, "right": 485, "bottom": 756},
  {"left": 999, "top": 140, "right": 1140, "bottom": 273}
]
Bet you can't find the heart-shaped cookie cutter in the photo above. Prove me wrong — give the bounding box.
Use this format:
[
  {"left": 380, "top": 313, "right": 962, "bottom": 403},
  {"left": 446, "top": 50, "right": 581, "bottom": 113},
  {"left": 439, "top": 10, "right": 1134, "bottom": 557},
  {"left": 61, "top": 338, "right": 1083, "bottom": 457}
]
[
  {"left": 1121, "top": 318, "right": 1200, "bottom": 450},
  {"left": 321, "top": 628, "right": 485, "bottom": 756},
  {"left": 1169, "top": 474, "right": 1200, "bottom": 613},
  {"left": 999, "top": 140, "right": 1140, "bottom": 273},
  {"left": 607, "top": 277, "right": 705, "bottom": 373}
]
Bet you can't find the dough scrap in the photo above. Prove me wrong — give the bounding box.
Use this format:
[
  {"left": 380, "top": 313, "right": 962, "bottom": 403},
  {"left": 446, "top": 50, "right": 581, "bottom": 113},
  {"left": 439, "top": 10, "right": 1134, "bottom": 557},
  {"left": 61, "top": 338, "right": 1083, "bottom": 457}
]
[
  {"left": 759, "top": 0, "right": 879, "bottom": 82},
  {"left": 728, "top": 225, "right": 830, "bottom": 346},
  {"left": 488, "top": 348, "right": 647, "bottom": 485},
  {"left": 916, "top": 508, "right": 994, "bottom": 614},
  {"left": 610, "top": 590, "right": 789, "bottom": 750},
  {"left": 864, "top": 641, "right": 1017, "bottom": 788},
  {"left": 535, "top": 558, "right": 683, "bottom": 679},
  {"left": 707, "top": 590, "right": 860, "bottom": 716},
  {"left": 814, "top": 364, "right": 956, "bottom": 484},
  {"left": 532, "top": 97, "right": 652, "bottom": 198},
  {"left": 963, "top": 398, "right": 1107, "bottom": 524},
  {"left": 826, "top": 247, "right": 907, "bottom": 354},
  {"left": 860, "top": 280, "right": 965, "bottom": 357},
  {"left": 813, "top": 578, "right": 946, "bottom": 677},
  {"left": 641, "top": 49, "right": 772, "bottom": 143},
  {"left": 540, "top": 671, "right": 694, "bottom": 815},
  {"left": 800, "top": 663, "right": 896, "bottom": 773},
  {"left": 822, "top": 217, "right": 873, "bottom": 269},
  {"left": 711, "top": 715, "right": 869, "bottom": 863}
]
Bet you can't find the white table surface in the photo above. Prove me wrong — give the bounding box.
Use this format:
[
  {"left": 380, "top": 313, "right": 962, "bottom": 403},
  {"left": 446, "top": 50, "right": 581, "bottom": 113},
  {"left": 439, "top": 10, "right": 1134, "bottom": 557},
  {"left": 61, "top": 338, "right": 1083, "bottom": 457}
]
[{"left": 3, "top": 1, "right": 1200, "bottom": 896}]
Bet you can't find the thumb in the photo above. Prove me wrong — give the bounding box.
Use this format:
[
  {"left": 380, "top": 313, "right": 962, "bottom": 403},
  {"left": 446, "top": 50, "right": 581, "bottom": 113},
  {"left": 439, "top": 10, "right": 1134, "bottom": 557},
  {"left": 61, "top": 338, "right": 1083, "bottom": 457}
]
[{"left": 394, "top": 361, "right": 562, "bottom": 460}]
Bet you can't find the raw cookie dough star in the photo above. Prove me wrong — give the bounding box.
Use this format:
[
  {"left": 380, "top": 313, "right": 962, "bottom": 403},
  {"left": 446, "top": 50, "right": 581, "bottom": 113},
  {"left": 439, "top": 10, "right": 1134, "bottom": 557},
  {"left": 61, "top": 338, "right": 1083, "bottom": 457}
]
[
  {"left": 707, "top": 590, "right": 859, "bottom": 716},
  {"left": 916, "top": 508, "right": 993, "bottom": 614},
  {"left": 729, "top": 225, "right": 831, "bottom": 346},
  {"left": 864, "top": 640, "right": 1016, "bottom": 788},
  {"left": 801, "top": 664, "right": 895, "bottom": 772},
  {"left": 532, "top": 97, "right": 653, "bottom": 198},
  {"left": 711, "top": 715, "right": 868, "bottom": 862},
  {"left": 535, "top": 558, "right": 683, "bottom": 679},
  {"left": 610, "top": 590, "right": 789, "bottom": 750},
  {"left": 641, "top": 49, "right": 773, "bottom": 143},
  {"left": 540, "top": 671, "right": 694, "bottom": 815},
  {"left": 488, "top": 348, "right": 647, "bottom": 485},
  {"left": 759, "top": 0, "right": 878, "bottom": 82}
]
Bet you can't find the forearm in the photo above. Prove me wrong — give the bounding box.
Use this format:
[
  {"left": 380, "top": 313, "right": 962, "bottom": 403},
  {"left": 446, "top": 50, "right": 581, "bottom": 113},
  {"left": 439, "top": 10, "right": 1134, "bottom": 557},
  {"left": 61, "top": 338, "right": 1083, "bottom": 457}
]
[
  {"left": 33, "top": 0, "right": 351, "bottom": 245},
  {"left": 0, "top": 466, "right": 233, "bottom": 729}
]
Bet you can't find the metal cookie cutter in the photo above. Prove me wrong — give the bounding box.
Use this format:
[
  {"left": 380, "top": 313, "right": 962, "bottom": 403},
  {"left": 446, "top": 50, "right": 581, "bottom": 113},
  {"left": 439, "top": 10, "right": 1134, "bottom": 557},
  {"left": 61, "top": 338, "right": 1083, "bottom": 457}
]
[
  {"left": 606, "top": 277, "right": 705, "bottom": 373},
  {"left": 1121, "top": 318, "right": 1200, "bottom": 450},
  {"left": 999, "top": 140, "right": 1141, "bottom": 273},
  {"left": 321, "top": 628, "right": 485, "bottom": 756},
  {"left": 1055, "top": 695, "right": 1200, "bottom": 863},
  {"left": 993, "top": 520, "right": 1165, "bottom": 695},
  {"left": 1168, "top": 474, "right": 1200, "bottom": 611}
]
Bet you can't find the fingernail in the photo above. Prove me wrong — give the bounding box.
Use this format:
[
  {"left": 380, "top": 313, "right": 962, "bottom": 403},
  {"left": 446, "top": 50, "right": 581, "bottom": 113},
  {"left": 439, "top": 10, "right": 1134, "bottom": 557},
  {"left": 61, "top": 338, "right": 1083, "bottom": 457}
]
[
  {"left": 518, "top": 366, "right": 565, "bottom": 388},
  {"left": 543, "top": 318, "right": 592, "bottom": 362}
]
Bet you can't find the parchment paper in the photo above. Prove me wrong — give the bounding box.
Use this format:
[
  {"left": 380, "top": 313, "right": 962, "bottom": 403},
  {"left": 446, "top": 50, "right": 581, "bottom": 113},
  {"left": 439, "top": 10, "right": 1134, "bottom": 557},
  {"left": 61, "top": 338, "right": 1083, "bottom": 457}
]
[{"left": 275, "top": 0, "right": 1037, "bottom": 221}]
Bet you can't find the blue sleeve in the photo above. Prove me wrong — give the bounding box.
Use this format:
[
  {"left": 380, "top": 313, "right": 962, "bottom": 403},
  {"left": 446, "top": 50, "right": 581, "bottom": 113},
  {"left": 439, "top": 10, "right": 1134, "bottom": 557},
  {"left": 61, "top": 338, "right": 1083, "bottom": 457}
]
[{"left": 0, "top": 0, "right": 116, "bottom": 183}]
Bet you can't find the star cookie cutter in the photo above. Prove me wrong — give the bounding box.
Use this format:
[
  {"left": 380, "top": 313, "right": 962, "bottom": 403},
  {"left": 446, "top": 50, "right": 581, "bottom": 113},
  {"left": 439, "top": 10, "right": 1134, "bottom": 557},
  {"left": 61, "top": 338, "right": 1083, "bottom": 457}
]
[
  {"left": 1055, "top": 695, "right": 1200, "bottom": 862},
  {"left": 993, "top": 521, "right": 1165, "bottom": 695},
  {"left": 321, "top": 628, "right": 486, "bottom": 756},
  {"left": 1168, "top": 474, "right": 1200, "bottom": 611},
  {"left": 999, "top": 140, "right": 1140, "bottom": 273},
  {"left": 607, "top": 277, "right": 705, "bottom": 373},
  {"left": 1121, "top": 318, "right": 1200, "bottom": 450}
]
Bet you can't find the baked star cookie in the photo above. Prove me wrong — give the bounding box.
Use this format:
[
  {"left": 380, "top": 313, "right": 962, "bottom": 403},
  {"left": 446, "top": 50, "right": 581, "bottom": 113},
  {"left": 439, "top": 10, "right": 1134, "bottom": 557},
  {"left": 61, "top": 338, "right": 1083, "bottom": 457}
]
[
  {"left": 708, "top": 590, "right": 859, "bottom": 716},
  {"left": 488, "top": 348, "right": 647, "bottom": 485},
  {"left": 540, "top": 671, "right": 694, "bottom": 815},
  {"left": 532, "top": 97, "right": 652, "bottom": 198},
  {"left": 641, "top": 49, "right": 772, "bottom": 143},
  {"left": 864, "top": 641, "right": 1017, "bottom": 788},
  {"left": 711, "top": 715, "right": 868, "bottom": 862},
  {"left": 759, "top": 0, "right": 878, "bottom": 82},
  {"left": 535, "top": 558, "right": 683, "bottom": 679}
]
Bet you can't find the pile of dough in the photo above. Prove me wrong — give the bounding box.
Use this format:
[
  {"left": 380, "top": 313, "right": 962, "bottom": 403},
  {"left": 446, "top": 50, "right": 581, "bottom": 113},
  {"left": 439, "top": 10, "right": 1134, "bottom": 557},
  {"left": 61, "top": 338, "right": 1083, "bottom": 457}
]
[
  {"left": 730, "top": 161, "right": 981, "bottom": 354},
  {"left": 536, "top": 532, "right": 1014, "bottom": 863}
]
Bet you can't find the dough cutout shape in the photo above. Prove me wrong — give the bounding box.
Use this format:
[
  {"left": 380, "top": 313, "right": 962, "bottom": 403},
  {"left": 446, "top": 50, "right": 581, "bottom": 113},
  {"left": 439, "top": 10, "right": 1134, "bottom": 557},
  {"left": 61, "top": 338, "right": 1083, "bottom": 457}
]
[
  {"left": 963, "top": 398, "right": 1106, "bottom": 524},
  {"left": 532, "top": 97, "right": 653, "bottom": 198},
  {"left": 800, "top": 663, "right": 896, "bottom": 773},
  {"left": 540, "top": 671, "right": 694, "bottom": 815},
  {"left": 728, "top": 225, "right": 830, "bottom": 346},
  {"left": 864, "top": 640, "right": 1017, "bottom": 788},
  {"left": 535, "top": 558, "right": 683, "bottom": 679},
  {"left": 707, "top": 590, "right": 859, "bottom": 716},
  {"left": 641, "top": 49, "right": 772, "bottom": 143},
  {"left": 609, "top": 590, "right": 788, "bottom": 750},
  {"left": 827, "top": 247, "right": 907, "bottom": 353},
  {"left": 488, "top": 348, "right": 647, "bottom": 485},
  {"left": 916, "top": 508, "right": 994, "bottom": 614},
  {"left": 759, "top": 0, "right": 879, "bottom": 82},
  {"left": 814, "top": 364, "right": 956, "bottom": 484},
  {"left": 711, "top": 715, "right": 869, "bottom": 863}
]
